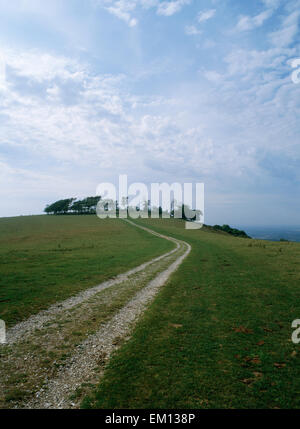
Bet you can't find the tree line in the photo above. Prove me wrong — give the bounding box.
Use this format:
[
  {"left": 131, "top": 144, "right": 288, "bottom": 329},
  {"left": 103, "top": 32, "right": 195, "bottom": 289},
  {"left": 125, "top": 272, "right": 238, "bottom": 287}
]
[
  {"left": 44, "top": 196, "right": 201, "bottom": 221},
  {"left": 44, "top": 197, "right": 101, "bottom": 215},
  {"left": 44, "top": 198, "right": 249, "bottom": 237},
  {"left": 212, "top": 224, "right": 250, "bottom": 239}
]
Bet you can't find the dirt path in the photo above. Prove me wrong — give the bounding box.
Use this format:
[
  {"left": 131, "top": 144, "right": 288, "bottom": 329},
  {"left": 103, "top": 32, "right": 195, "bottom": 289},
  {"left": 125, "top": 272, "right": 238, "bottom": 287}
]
[
  {"left": 0, "top": 220, "right": 191, "bottom": 409},
  {"left": 6, "top": 222, "right": 179, "bottom": 345}
]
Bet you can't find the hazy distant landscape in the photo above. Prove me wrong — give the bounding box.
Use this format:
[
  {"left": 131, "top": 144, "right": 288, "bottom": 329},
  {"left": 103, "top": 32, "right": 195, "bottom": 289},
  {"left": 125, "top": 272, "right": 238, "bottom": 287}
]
[{"left": 238, "top": 226, "right": 300, "bottom": 243}]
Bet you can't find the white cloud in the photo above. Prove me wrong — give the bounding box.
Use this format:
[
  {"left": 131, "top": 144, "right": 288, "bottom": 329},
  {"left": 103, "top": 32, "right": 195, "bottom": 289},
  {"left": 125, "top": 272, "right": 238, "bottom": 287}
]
[
  {"left": 94, "top": 0, "right": 138, "bottom": 26},
  {"left": 0, "top": 54, "right": 6, "bottom": 91},
  {"left": 46, "top": 84, "right": 60, "bottom": 101},
  {"left": 1, "top": 48, "right": 85, "bottom": 83},
  {"left": 202, "top": 39, "right": 217, "bottom": 49},
  {"left": 235, "top": 0, "right": 282, "bottom": 32},
  {"left": 94, "top": 0, "right": 191, "bottom": 25},
  {"left": 203, "top": 70, "right": 222, "bottom": 82},
  {"left": 197, "top": 9, "right": 216, "bottom": 23},
  {"left": 185, "top": 25, "right": 202, "bottom": 36},
  {"left": 185, "top": 8, "right": 215, "bottom": 37},
  {"left": 105, "top": 1, "right": 138, "bottom": 26},
  {"left": 269, "top": 10, "right": 300, "bottom": 47},
  {"left": 236, "top": 9, "right": 273, "bottom": 31},
  {"left": 262, "top": 0, "right": 281, "bottom": 8},
  {"left": 224, "top": 46, "right": 295, "bottom": 77},
  {"left": 157, "top": 0, "right": 191, "bottom": 17},
  {"left": 1, "top": 45, "right": 267, "bottom": 200}
]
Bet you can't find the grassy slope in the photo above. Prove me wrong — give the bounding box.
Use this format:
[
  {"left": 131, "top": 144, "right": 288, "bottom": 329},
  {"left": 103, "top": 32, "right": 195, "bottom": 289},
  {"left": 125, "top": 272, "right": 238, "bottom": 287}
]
[
  {"left": 0, "top": 216, "right": 173, "bottom": 326},
  {"left": 83, "top": 219, "right": 300, "bottom": 409}
]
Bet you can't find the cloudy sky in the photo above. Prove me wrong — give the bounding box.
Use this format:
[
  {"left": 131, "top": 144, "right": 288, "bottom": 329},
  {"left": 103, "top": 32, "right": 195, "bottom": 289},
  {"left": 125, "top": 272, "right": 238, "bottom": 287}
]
[{"left": 0, "top": 0, "right": 299, "bottom": 225}]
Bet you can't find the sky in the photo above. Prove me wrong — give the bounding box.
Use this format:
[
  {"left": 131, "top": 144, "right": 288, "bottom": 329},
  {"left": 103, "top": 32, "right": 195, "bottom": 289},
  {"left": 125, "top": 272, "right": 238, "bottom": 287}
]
[{"left": 0, "top": 0, "right": 299, "bottom": 225}]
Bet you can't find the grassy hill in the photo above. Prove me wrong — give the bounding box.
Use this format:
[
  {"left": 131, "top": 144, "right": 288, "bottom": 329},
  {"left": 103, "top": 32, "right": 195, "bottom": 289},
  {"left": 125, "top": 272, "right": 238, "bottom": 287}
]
[
  {"left": 0, "top": 215, "right": 299, "bottom": 408},
  {"left": 0, "top": 215, "right": 173, "bottom": 326},
  {"left": 81, "top": 218, "right": 300, "bottom": 409}
]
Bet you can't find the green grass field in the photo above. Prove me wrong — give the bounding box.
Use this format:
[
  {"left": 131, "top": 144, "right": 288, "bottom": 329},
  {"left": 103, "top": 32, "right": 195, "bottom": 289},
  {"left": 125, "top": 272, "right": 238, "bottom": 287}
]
[
  {"left": 82, "top": 218, "right": 300, "bottom": 409},
  {"left": 0, "top": 216, "right": 173, "bottom": 326},
  {"left": 1, "top": 215, "right": 299, "bottom": 408}
]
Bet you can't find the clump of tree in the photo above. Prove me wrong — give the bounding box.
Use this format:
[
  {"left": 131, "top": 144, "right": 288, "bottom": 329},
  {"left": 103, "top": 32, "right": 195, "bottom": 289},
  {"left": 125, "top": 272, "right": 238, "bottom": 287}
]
[
  {"left": 44, "top": 198, "right": 76, "bottom": 215},
  {"left": 44, "top": 196, "right": 202, "bottom": 221},
  {"left": 213, "top": 224, "right": 251, "bottom": 239},
  {"left": 70, "top": 196, "right": 101, "bottom": 215},
  {"left": 44, "top": 196, "right": 101, "bottom": 215}
]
